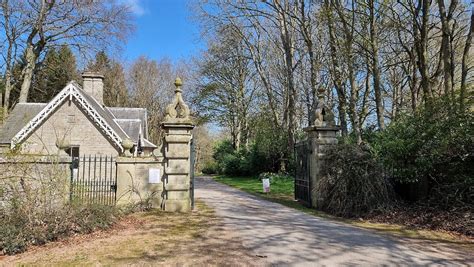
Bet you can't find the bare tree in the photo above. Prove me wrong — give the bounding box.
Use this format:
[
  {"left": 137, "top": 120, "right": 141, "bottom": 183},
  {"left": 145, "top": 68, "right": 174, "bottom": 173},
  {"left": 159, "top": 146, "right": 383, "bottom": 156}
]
[
  {"left": 128, "top": 56, "right": 179, "bottom": 145},
  {"left": 0, "top": 0, "right": 27, "bottom": 115},
  {"left": 194, "top": 27, "right": 257, "bottom": 149},
  {"left": 11, "top": 0, "right": 133, "bottom": 103}
]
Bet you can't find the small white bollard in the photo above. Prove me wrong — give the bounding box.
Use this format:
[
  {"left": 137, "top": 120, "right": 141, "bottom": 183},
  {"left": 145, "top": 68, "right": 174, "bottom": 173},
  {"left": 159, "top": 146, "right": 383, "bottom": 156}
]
[{"left": 262, "top": 178, "right": 270, "bottom": 193}]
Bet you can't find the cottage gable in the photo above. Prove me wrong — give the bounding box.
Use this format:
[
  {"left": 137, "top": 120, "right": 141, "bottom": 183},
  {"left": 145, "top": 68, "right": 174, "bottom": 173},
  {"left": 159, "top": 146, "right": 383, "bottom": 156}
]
[
  {"left": 22, "top": 97, "right": 122, "bottom": 156},
  {"left": 9, "top": 82, "right": 126, "bottom": 152},
  {"left": 0, "top": 73, "right": 157, "bottom": 156}
]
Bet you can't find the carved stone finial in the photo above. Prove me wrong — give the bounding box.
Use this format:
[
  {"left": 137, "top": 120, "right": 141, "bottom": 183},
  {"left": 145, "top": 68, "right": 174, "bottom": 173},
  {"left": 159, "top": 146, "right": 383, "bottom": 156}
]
[
  {"left": 174, "top": 77, "right": 183, "bottom": 89},
  {"left": 164, "top": 77, "right": 191, "bottom": 124},
  {"left": 310, "top": 88, "right": 335, "bottom": 127}
]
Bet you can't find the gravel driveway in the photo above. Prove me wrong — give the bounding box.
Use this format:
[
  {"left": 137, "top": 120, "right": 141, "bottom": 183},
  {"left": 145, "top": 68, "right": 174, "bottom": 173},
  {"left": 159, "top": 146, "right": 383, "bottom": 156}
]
[{"left": 195, "top": 176, "right": 473, "bottom": 266}]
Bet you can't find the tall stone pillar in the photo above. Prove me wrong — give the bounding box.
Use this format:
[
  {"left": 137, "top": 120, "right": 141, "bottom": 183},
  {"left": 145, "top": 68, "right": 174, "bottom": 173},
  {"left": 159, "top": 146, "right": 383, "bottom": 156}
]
[
  {"left": 304, "top": 88, "right": 340, "bottom": 208},
  {"left": 161, "top": 77, "right": 194, "bottom": 212}
]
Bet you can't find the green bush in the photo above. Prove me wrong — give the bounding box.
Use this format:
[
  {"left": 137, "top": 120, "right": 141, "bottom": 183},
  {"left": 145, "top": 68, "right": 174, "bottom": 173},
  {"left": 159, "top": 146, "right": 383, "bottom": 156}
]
[
  {"left": 373, "top": 99, "right": 473, "bottom": 207},
  {"left": 201, "top": 161, "right": 219, "bottom": 174},
  {"left": 211, "top": 140, "right": 253, "bottom": 176},
  {"left": 317, "top": 142, "right": 393, "bottom": 217},
  {"left": 250, "top": 115, "right": 289, "bottom": 173}
]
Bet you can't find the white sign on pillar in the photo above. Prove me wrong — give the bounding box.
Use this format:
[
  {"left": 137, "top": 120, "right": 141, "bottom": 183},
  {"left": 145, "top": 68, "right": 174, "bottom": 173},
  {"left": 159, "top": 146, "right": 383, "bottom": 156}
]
[{"left": 149, "top": 168, "right": 161, "bottom": 184}]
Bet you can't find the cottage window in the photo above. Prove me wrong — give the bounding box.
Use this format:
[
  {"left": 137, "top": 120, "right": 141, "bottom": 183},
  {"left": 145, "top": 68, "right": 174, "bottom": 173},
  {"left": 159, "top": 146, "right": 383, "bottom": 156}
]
[{"left": 67, "top": 146, "right": 80, "bottom": 159}]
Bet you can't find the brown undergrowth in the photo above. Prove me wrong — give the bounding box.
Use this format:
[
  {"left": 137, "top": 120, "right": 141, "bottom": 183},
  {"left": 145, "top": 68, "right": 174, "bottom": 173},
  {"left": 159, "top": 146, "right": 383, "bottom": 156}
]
[
  {"left": 1, "top": 201, "right": 264, "bottom": 266},
  {"left": 365, "top": 204, "right": 473, "bottom": 239}
]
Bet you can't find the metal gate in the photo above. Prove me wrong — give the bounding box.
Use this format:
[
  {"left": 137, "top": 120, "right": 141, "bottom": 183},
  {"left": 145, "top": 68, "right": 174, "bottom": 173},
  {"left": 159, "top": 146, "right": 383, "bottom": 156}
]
[
  {"left": 295, "top": 140, "right": 311, "bottom": 207},
  {"left": 70, "top": 155, "right": 117, "bottom": 205},
  {"left": 190, "top": 138, "right": 195, "bottom": 210}
]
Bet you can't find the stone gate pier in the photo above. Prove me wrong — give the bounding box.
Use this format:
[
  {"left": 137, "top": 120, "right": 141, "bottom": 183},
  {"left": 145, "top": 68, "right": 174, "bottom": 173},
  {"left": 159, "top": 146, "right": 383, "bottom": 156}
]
[
  {"left": 295, "top": 88, "right": 340, "bottom": 208},
  {"left": 115, "top": 77, "right": 194, "bottom": 212},
  {"left": 161, "top": 77, "right": 194, "bottom": 212}
]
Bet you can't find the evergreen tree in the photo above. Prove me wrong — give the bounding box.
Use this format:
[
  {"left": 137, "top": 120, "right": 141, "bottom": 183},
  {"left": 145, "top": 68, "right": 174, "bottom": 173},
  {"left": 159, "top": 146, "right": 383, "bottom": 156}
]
[
  {"left": 87, "top": 51, "right": 128, "bottom": 107},
  {"left": 29, "top": 45, "right": 78, "bottom": 103}
]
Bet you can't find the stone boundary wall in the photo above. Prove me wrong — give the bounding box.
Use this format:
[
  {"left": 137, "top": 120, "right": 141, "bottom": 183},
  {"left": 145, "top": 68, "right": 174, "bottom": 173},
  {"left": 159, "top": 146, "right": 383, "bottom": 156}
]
[
  {"left": 116, "top": 156, "right": 165, "bottom": 208},
  {"left": 0, "top": 155, "right": 71, "bottom": 209}
]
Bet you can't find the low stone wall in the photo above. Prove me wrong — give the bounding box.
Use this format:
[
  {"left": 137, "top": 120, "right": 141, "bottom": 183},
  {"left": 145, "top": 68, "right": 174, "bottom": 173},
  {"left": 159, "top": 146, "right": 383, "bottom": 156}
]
[
  {"left": 116, "top": 156, "right": 165, "bottom": 208},
  {"left": 0, "top": 155, "right": 71, "bottom": 209}
]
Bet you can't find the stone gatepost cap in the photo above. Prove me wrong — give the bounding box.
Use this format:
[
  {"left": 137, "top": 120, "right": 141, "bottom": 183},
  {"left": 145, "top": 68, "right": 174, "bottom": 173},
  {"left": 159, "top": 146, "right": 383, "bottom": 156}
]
[
  {"left": 82, "top": 71, "right": 104, "bottom": 79},
  {"left": 304, "top": 125, "right": 341, "bottom": 132}
]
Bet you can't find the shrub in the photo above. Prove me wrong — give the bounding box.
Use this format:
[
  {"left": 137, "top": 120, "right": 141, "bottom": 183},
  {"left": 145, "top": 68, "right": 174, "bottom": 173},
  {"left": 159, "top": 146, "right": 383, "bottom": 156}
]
[
  {"left": 250, "top": 116, "right": 289, "bottom": 173},
  {"left": 211, "top": 140, "right": 253, "bottom": 176},
  {"left": 0, "top": 154, "right": 121, "bottom": 255},
  {"left": 201, "top": 161, "right": 218, "bottom": 174},
  {"left": 316, "top": 142, "right": 393, "bottom": 217},
  {"left": 373, "top": 98, "right": 473, "bottom": 207},
  {"left": 0, "top": 203, "right": 120, "bottom": 255}
]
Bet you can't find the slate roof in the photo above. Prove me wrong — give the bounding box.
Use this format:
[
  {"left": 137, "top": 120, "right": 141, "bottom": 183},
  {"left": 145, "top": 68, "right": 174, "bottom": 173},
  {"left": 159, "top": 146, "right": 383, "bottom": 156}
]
[
  {"left": 107, "top": 107, "right": 149, "bottom": 139},
  {"left": 0, "top": 82, "right": 156, "bottom": 148},
  {"left": 73, "top": 84, "right": 130, "bottom": 141},
  {"left": 0, "top": 103, "right": 46, "bottom": 144}
]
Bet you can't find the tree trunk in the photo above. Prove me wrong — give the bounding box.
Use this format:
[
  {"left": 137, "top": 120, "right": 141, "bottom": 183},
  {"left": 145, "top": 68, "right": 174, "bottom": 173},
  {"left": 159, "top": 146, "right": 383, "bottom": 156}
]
[
  {"left": 2, "top": 0, "right": 13, "bottom": 116},
  {"left": 276, "top": 0, "right": 296, "bottom": 152},
  {"left": 415, "top": 0, "right": 433, "bottom": 106},
  {"left": 325, "top": 0, "right": 348, "bottom": 136},
  {"left": 369, "top": 0, "right": 385, "bottom": 130},
  {"left": 3, "top": 67, "right": 12, "bottom": 116},
  {"left": 460, "top": 6, "right": 473, "bottom": 110},
  {"left": 437, "top": 0, "right": 457, "bottom": 99},
  {"left": 18, "top": 0, "right": 49, "bottom": 103},
  {"left": 19, "top": 45, "right": 38, "bottom": 103}
]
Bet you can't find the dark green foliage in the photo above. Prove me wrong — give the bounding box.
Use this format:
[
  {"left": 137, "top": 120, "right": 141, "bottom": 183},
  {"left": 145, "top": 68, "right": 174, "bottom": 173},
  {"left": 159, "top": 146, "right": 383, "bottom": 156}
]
[
  {"left": 0, "top": 203, "right": 120, "bottom": 255},
  {"left": 201, "top": 161, "right": 219, "bottom": 174},
  {"left": 373, "top": 98, "right": 473, "bottom": 207},
  {"left": 87, "top": 51, "right": 129, "bottom": 107},
  {"left": 212, "top": 140, "right": 252, "bottom": 176},
  {"left": 317, "top": 142, "right": 393, "bottom": 217},
  {"left": 29, "top": 45, "right": 79, "bottom": 103},
  {"left": 212, "top": 136, "right": 286, "bottom": 176},
  {"left": 250, "top": 114, "right": 289, "bottom": 173}
]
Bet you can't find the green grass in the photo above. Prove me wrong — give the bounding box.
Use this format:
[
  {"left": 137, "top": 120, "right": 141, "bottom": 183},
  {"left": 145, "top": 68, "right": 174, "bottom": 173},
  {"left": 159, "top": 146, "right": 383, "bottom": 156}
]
[
  {"left": 213, "top": 175, "right": 474, "bottom": 246},
  {"left": 214, "top": 175, "right": 294, "bottom": 200}
]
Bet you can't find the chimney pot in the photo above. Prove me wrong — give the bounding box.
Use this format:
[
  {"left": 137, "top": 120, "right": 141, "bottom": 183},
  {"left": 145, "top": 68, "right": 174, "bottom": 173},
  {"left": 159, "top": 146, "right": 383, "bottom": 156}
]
[{"left": 82, "top": 71, "right": 104, "bottom": 105}]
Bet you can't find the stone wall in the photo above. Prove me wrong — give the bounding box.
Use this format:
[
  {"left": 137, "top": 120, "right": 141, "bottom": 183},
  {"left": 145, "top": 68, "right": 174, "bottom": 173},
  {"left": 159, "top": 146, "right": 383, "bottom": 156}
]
[
  {"left": 115, "top": 156, "right": 165, "bottom": 208},
  {"left": 22, "top": 100, "right": 120, "bottom": 156},
  {"left": 0, "top": 155, "right": 71, "bottom": 208}
]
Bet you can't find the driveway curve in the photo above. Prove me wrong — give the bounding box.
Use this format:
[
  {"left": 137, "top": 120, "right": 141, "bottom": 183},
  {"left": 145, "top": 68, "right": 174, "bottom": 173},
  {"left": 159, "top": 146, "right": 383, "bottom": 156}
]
[{"left": 195, "top": 176, "right": 473, "bottom": 266}]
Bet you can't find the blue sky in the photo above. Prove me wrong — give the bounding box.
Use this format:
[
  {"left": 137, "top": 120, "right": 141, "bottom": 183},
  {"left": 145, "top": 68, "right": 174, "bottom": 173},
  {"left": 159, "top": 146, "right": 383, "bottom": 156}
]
[{"left": 122, "top": 0, "right": 204, "bottom": 62}]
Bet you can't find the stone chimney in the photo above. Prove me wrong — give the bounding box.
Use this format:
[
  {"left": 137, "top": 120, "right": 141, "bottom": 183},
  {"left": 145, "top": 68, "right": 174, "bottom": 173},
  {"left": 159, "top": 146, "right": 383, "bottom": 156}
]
[{"left": 82, "top": 72, "right": 104, "bottom": 105}]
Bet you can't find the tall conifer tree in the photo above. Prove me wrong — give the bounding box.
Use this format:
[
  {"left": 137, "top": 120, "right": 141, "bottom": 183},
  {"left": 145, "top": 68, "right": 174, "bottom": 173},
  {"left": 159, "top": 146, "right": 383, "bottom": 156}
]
[
  {"left": 29, "top": 45, "right": 78, "bottom": 103},
  {"left": 88, "top": 51, "right": 128, "bottom": 107}
]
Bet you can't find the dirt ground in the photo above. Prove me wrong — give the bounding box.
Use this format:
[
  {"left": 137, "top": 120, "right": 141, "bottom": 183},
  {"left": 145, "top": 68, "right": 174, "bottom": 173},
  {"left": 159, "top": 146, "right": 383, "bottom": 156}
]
[{"left": 1, "top": 201, "right": 266, "bottom": 266}]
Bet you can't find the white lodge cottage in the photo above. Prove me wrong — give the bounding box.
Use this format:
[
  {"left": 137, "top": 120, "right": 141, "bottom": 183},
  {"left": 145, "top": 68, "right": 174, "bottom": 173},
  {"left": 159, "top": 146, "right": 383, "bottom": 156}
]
[{"left": 0, "top": 72, "right": 157, "bottom": 157}]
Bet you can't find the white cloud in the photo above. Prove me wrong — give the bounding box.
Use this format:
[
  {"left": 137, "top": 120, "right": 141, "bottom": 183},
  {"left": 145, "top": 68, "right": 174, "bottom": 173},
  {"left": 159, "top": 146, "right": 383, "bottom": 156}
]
[{"left": 121, "top": 0, "right": 146, "bottom": 16}]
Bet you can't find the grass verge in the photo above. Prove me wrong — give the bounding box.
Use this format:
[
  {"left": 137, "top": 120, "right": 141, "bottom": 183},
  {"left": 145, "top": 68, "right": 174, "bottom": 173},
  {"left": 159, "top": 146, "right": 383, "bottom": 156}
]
[{"left": 213, "top": 175, "right": 473, "bottom": 246}]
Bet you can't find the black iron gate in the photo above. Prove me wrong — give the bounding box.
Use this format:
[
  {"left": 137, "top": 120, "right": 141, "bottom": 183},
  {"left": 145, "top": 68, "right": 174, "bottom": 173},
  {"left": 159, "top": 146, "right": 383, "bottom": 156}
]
[
  {"left": 190, "top": 138, "right": 195, "bottom": 210},
  {"left": 70, "top": 155, "right": 117, "bottom": 205},
  {"left": 295, "top": 140, "right": 311, "bottom": 207}
]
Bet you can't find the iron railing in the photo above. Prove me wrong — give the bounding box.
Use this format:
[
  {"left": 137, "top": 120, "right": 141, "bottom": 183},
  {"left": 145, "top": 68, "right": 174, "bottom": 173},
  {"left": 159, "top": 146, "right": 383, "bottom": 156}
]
[{"left": 70, "top": 155, "right": 117, "bottom": 205}]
